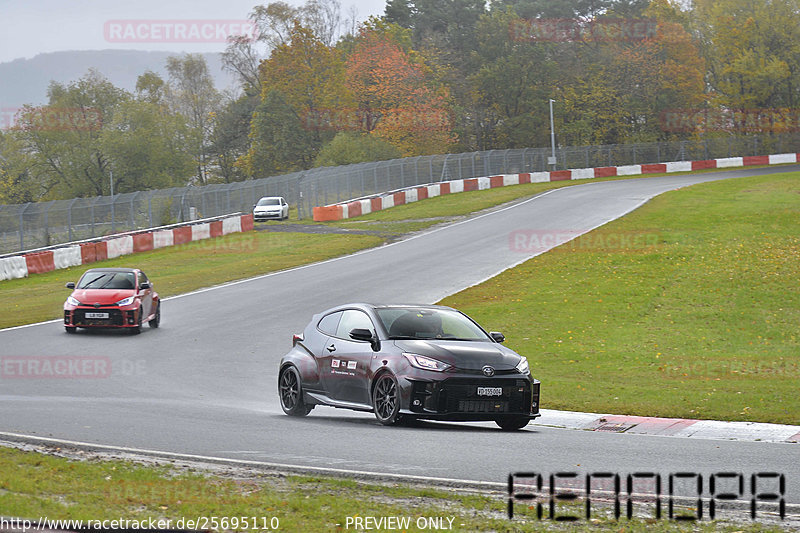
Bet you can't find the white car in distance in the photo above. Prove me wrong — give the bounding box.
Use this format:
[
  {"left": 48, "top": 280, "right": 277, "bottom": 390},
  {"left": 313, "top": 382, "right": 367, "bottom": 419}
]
[{"left": 253, "top": 196, "right": 289, "bottom": 221}]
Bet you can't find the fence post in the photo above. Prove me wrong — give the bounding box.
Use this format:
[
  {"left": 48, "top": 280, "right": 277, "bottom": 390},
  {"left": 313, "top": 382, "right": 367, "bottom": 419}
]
[
  {"left": 19, "top": 203, "right": 30, "bottom": 251},
  {"left": 130, "top": 192, "right": 137, "bottom": 230},
  {"left": 67, "top": 197, "right": 77, "bottom": 242}
]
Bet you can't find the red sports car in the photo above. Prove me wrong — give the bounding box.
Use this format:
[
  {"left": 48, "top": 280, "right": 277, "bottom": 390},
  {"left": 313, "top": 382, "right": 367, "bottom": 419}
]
[{"left": 63, "top": 267, "right": 160, "bottom": 334}]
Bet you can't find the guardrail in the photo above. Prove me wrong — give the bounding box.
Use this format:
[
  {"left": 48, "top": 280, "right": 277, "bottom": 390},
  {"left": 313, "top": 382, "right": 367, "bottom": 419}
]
[
  {"left": 0, "top": 213, "right": 254, "bottom": 281},
  {"left": 312, "top": 153, "right": 800, "bottom": 221},
  {"left": 1, "top": 132, "right": 798, "bottom": 253}
]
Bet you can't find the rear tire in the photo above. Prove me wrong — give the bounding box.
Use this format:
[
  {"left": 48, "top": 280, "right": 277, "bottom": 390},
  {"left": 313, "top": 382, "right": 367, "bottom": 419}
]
[
  {"left": 495, "top": 416, "right": 530, "bottom": 431},
  {"left": 279, "top": 366, "right": 313, "bottom": 416},
  {"left": 372, "top": 373, "right": 402, "bottom": 426},
  {"left": 65, "top": 326, "right": 76, "bottom": 334},
  {"left": 149, "top": 302, "right": 161, "bottom": 328}
]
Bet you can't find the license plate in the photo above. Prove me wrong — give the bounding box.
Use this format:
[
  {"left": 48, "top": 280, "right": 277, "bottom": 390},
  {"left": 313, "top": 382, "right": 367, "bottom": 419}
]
[
  {"left": 85, "top": 312, "right": 108, "bottom": 319},
  {"left": 477, "top": 387, "right": 503, "bottom": 397}
]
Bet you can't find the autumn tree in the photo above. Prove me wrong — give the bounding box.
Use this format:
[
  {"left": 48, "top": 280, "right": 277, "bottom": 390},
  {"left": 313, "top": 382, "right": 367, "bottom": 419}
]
[{"left": 345, "top": 21, "right": 456, "bottom": 155}]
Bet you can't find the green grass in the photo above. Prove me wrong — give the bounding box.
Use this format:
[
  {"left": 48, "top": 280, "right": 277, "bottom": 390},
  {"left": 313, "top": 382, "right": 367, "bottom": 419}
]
[
  {"left": 0, "top": 232, "right": 381, "bottom": 330},
  {"left": 0, "top": 446, "right": 784, "bottom": 532},
  {"left": 441, "top": 172, "right": 800, "bottom": 425}
]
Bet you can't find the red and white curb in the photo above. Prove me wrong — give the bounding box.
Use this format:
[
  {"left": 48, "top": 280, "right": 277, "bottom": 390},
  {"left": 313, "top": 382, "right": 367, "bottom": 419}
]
[
  {"left": 312, "top": 152, "right": 800, "bottom": 221},
  {"left": 0, "top": 213, "right": 254, "bottom": 281},
  {"left": 536, "top": 409, "right": 800, "bottom": 443}
]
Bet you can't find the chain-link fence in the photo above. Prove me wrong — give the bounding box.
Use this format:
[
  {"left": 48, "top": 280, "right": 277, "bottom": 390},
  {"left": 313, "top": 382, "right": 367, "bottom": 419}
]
[{"left": 2, "top": 133, "right": 798, "bottom": 254}]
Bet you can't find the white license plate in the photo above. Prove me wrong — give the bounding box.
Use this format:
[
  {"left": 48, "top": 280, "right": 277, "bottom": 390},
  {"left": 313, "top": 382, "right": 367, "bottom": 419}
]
[
  {"left": 477, "top": 387, "right": 503, "bottom": 397},
  {"left": 85, "top": 312, "right": 108, "bottom": 319}
]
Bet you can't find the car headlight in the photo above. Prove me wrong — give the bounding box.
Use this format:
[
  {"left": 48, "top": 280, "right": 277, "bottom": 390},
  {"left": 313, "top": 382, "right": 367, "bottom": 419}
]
[
  {"left": 516, "top": 357, "right": 530, "bottom": 375},
  {"left": 115, "top": 296, "right": 135, "bottom": 306},
  {"left": 403, "top": 353, "right": 451, "bottom": 372},
  {"left": 66, "top": 296, "right": 81, "bottom": 306}
]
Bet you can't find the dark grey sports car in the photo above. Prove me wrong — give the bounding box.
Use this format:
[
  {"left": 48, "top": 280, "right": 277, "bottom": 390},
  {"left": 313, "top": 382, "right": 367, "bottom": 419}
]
[{"left": 278, "top": 303, "right": 540, "bottom": 430}]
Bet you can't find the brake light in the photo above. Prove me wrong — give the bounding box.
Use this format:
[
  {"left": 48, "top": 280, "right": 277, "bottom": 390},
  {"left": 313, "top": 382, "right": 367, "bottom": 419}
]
[{"left": 292, "top": 333, "right": 304, "bottom": 346}]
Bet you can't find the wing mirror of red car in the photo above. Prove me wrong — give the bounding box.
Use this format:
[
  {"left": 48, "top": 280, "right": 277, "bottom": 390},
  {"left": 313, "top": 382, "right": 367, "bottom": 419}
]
[
  {"left": 490, "top": 331, "right": 505, "bottom": 343},
  {"left": 65, "top": 282, "right": 75, "bottom": 289},
  {"left": 139, "top": 282, "right": 151, "bottom": 290}
]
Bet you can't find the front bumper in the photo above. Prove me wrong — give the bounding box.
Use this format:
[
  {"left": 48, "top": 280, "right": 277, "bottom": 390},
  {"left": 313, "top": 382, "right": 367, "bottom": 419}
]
[
  {"left": 402, "top": 376, "right": 540, "bottom": 421},
  {"left": 253, "top": 211, "right": 282, "bottom": 220},
  {"left": 64, "top": 306, "right": 140, "bottom": 328}
]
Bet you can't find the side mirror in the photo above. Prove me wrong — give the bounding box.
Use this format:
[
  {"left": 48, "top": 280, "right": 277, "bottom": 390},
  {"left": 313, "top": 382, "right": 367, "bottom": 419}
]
[
  {"left": 65, "top": 282, "right": 75, "bottom": 289},
  {"left": 350, "top": 328, "right": 381, "bottom": 351},
  {"left": 139, "top": 282, "right": 151, "bottom": 290},
  {"left": 349, "top": 328, "right": 373, "bottom": 342},
  {"left": 253, "top": 205, "right": 257, "bottom": 210},
  {"left": 490, "top": 331, "right": 505, "bottom": 343}
]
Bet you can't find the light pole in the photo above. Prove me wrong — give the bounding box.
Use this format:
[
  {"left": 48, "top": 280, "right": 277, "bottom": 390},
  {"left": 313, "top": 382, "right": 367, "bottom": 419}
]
[
  {"left": 548, "top": 99, "right": 557, "bottom": 170},
  {"left": 110, "top": 170, "right": 115, "bottom": 233}
]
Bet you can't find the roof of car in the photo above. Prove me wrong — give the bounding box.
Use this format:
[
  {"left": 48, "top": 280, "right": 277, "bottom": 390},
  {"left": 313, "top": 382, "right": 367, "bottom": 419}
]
[
  {"left": 83, "top": 267, "right": 137, "bottom": 273},
  {"left": 323, "top": 303, "right": 454, "bottom": 313}
]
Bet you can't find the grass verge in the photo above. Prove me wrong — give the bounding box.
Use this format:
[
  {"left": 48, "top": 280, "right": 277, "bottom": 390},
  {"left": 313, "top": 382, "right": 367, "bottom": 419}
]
[
  {"left": 440, "top": 172, "right": 800, "bottom": 425},
  {"left": 0, "top": 232, "right": 381, "bottom": 330},
  {"left": 0, "top": 446, "right": 786, "bottom": 532}
]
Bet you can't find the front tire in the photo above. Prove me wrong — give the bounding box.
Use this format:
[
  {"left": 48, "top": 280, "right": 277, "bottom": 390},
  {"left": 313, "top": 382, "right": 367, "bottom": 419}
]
[
  {"left": 495, "top": 416, "right": 530, "bottom": 431},
  {"left": 149, "top": 301, "right": 161, "bottom": 328},
  {"left": 372, "top": 373, "right": 402, "bottom": 425},
  {"left": 279, "top": 366, "right": 312, "bottom": 416}
]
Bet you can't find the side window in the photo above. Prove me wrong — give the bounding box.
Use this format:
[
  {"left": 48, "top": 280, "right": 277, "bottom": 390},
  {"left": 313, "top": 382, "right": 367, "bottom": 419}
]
[
  {"left": 138, "top": 271, "right": 149, "bottom": 285},
  {"left": 336, "top": 310, "right": 374, "bottom": 340},
  {"left": 317, "top": 312, "right": 342, "bottom": 336}
]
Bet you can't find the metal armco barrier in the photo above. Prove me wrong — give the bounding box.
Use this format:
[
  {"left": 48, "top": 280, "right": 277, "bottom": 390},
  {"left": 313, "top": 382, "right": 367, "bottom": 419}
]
[{"left": 1, "top": 133, "right": 798, "bottom": 254}]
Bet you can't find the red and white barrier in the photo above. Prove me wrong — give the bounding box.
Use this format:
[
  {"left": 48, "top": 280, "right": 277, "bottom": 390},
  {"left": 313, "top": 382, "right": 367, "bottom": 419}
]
[
  {"left": 313, "top": 152, "right": 800, "bottom": 221},
  {"left": 0, "top": 213, "right": 255, "bottom": 281}
]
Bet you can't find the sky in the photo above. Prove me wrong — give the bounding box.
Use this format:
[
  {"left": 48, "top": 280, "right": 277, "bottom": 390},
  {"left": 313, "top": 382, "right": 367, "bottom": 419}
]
[{"left": 0, "top": 0, "right": 386, "bottom": 64}]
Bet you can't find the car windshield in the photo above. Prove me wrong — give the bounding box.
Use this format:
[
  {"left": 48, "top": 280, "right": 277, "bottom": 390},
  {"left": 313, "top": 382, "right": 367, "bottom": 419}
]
[
  {"left": 77, "top": 272, "right": 135, "bottom": 290},
  {"left": 257, "top": 198, "right": 280, "bottom": 206},
  {"left": 377, "top": 308, "right": 490, "bottom": 341}
]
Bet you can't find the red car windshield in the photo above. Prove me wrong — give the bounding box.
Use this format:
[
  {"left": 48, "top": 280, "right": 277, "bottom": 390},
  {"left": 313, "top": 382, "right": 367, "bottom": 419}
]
[{"left": 77, "top": 272, "right": 135, "bottom": 290}]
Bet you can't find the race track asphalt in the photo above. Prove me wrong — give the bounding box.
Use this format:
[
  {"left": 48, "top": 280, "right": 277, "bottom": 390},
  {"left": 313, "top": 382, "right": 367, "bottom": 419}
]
[{"left": 1, "top": 166, "right": 798, "bottom": 504}]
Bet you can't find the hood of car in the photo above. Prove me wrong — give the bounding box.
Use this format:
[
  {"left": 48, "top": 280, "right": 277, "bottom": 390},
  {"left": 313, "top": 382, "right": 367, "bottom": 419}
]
[
  {"left": 70, "top": 289, "right": 135, "bottom": 305},
  {"left": 255, "top": 206, "right": 281, "bottom": 212},
  {"left": 392, "top": 339, "right": 520, "bottom": 370}
]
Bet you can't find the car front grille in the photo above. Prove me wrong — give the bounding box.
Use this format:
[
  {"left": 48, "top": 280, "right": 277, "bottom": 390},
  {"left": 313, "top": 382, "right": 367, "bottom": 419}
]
[
  {"left": 72, "top": 308, "right": 124, "bottom": 326},
  {"left": 412, "top": 378, "right": 532, "bottom": 415}
]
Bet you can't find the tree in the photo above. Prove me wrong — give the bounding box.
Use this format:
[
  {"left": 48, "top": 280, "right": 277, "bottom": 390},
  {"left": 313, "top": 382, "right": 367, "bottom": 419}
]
[
  {"left": 345, "top": 22, "right": 456, "bottom": 155},
  {"left": 0, "top": 130, "right": 41, "bottom": 204},
  {"left": 240, "top": 90, "right": 318, "bottom": 176},
  {"left": 468, "top": 8, "right": 558, "bottom": 149},
  {"left": 165, "top": 54, "right": 221, "bottom": 185},
  {"left": 223, "top": 0, "right": 344, "bottom": 93},
  {"left": 14, "top": 69, "right": 128, "bottom": 198},
  {"left": 209, "top": 93, "right": 259, "bottom": 182},
  {"left": 691, "top": 0, "right": 800, "bottom": 110},
  {"left": 99, "top": 99, "right": 195, "bottom": 193},
  {"left": 314, "top": 132, "right": 401, "bottom": 166}
]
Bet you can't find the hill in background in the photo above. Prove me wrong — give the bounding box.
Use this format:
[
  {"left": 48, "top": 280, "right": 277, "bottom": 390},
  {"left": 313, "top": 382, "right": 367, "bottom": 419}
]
[{"left": 0, "top": 49, "right": 238, "bottom": 110}]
